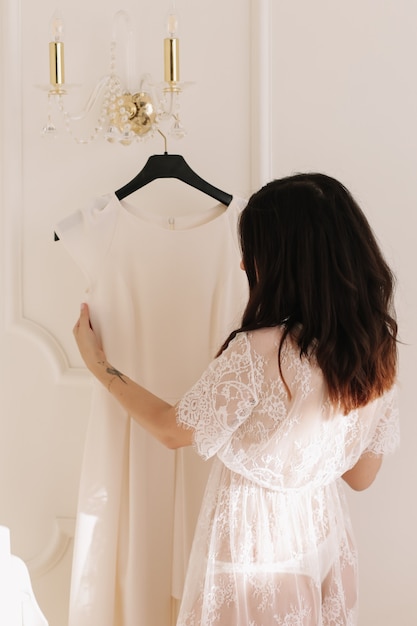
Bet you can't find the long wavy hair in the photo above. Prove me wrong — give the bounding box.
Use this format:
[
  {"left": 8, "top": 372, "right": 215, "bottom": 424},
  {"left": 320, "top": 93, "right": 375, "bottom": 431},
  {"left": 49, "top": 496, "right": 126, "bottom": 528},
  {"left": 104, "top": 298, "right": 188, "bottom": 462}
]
[{"left": 218, "top": 173, "right": 398, "bottom": 414}]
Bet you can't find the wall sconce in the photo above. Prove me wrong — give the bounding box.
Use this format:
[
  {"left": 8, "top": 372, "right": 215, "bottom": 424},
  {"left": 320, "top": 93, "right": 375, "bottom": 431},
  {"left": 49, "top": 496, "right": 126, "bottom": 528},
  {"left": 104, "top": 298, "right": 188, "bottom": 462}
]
[{"left": 42, "top": 4, "right": 190, "bottom": 146}]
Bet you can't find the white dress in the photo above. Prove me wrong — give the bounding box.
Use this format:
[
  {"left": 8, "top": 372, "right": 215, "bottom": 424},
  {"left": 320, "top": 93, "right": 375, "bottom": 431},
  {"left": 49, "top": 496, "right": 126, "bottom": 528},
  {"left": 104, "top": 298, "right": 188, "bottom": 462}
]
[
  {"left": 56, "top": 193, "right": 249, "bottom": 626},
  {"left": 176, "top": 327, "right": 399, "bottom": 626}
]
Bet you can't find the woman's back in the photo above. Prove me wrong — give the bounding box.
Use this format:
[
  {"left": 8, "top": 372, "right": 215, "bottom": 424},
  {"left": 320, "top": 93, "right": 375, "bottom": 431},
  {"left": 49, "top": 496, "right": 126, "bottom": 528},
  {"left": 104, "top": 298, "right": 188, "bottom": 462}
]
[
  {"left": 176, "top": 327, "right": 399, "bottom": 625},
  {"left": 185, "top": 327, "right": 399, "bottom": 491}
]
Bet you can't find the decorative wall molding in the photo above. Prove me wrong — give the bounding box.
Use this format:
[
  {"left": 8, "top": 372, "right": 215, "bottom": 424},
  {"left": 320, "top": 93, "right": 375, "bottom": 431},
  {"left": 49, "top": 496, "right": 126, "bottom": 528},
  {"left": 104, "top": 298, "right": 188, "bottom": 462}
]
[
  {"left": 0, "top": 0, "right": 272, "bottom": 610},
  {"left": 0, "top": 0, "right": 89, "bottom": 386},
  {"left": 1, "top": 0, "right": 271, "bottom": 383},
  {"left": 26, "top": 517, "right": 75, "bottom": 577}
]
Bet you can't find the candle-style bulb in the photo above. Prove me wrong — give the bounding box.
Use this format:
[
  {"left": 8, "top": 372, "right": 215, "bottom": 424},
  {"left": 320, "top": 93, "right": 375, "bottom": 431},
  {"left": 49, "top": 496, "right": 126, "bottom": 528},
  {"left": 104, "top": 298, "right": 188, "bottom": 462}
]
[
  {"left": 49, "top": 11, "right": 65, "bottom": 90},
  {"left": 166, "top": 12, "right": 179, "bottom": 38},
  {"left": 164, "top": 3, "right": 180, "bottom": 84},
  {"left": 50, "top": 12, "right": 64, "bottom": 42}
]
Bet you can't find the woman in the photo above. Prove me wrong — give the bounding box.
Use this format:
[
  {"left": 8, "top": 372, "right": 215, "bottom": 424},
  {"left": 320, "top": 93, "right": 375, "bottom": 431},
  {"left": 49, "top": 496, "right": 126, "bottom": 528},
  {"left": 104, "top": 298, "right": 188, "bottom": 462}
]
[{"left": 74, "top": 173, "right": 399, "bottom": 625}]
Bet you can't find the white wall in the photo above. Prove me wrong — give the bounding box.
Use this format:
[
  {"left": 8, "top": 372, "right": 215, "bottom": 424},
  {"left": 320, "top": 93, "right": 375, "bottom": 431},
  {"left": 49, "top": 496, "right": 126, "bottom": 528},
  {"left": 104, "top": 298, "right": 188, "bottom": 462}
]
[
  {"left": 1, "top": 1, "right": 415, "bottom": 625},
  {"left": 270, "top": 3, "right": 416, "bottom": 623}
]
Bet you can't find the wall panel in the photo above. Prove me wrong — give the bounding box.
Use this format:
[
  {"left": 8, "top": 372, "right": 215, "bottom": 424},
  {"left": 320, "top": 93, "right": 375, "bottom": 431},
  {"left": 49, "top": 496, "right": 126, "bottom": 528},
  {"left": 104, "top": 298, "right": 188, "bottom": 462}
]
[
  {"left": 1, "top": 0, "right": 257, "bottom": 623},
  {"left": 270, "top": 2, "right": 416, "bottom": 624}
]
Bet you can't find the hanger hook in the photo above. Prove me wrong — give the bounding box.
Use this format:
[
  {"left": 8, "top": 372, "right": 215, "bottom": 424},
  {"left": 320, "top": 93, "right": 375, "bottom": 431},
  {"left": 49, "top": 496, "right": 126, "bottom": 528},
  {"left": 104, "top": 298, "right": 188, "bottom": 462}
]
[{"left": 157, "top": 128, "right": 168, "bottom": 154}]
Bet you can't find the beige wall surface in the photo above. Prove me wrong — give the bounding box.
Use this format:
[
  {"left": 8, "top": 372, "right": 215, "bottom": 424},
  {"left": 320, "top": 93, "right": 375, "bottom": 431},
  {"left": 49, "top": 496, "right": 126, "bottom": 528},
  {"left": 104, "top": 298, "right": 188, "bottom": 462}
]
[
  {"left": 270, "top": 2, "right": 416, "bottom": 624},
  {"left": 1, "top": 1, "right": 415, "bottom": 625}
]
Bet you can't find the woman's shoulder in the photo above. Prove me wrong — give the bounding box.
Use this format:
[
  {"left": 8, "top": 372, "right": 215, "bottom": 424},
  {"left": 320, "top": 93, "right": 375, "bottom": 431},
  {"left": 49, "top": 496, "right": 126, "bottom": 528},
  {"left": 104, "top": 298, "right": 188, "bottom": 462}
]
[
  {"left": 224, "top": 326, "right": 306, "bottom": 372},
  {"left": 245, "top": 326, "right": 287, "bottom": 356}
]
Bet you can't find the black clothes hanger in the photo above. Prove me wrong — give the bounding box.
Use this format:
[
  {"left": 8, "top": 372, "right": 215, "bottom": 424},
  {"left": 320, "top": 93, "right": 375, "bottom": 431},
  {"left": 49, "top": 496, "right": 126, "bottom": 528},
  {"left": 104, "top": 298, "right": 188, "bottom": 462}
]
[
  {"left": 115, "top": 153, "right": 233, "bottom": 205},
  {"left": 55, "top": 132, "right": 232, "bottom": 241},
  {"left": 115, "top": 129, "right": 233, "bottom": 206}
]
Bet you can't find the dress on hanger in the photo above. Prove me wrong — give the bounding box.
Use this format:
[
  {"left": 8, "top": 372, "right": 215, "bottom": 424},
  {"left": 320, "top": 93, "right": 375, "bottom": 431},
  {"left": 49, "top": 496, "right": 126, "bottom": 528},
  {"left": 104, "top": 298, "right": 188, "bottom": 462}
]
[
  {"left": 55, "top": 193, "right": 249, "bottom": 626},
  {"left": 175, "top": 327, "right": 400, "bottom": 625}
]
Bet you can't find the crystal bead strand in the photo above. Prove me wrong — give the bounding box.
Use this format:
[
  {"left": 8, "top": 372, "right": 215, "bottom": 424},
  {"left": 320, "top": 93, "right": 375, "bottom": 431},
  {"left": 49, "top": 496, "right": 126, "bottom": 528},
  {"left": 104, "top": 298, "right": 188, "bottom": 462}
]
[{"left": 42, "top": 94, "right": 57, "bottom": 137}]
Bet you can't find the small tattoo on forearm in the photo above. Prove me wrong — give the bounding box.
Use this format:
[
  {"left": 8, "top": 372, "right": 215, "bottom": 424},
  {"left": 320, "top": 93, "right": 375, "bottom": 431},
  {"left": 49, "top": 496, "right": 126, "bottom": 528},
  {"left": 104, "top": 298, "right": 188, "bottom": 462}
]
[{"left": 106, "top": 366, "right": 127, "bottom": 384}]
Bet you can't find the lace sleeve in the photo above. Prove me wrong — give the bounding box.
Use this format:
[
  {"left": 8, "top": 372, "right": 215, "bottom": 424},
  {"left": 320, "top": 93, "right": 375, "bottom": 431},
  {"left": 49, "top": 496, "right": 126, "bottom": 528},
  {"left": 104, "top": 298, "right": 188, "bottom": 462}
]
[
  {"left": 176, "top": 333, "right": 258, "bottom": 460},
  {"left": 364, "top": 384, "right": 400, "bottom": 456}
]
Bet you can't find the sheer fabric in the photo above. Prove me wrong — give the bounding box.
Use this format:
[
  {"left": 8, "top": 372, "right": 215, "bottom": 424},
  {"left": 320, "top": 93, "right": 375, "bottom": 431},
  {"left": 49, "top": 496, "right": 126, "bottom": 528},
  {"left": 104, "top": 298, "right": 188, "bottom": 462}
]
[{"left": 176, "top": 328, "right": 399, "bottom": 625}]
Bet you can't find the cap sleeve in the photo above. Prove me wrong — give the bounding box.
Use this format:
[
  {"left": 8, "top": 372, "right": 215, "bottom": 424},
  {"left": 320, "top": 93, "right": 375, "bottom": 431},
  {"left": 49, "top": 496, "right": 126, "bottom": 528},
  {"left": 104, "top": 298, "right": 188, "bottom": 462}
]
[
  {"left": 364, "top": 384, "right": 400, "bottom": 456},
  {"left": 55, "top": 195, "right": 118, "bottom": 285},
  {"left": 176, "top": 333, "right": 258, "bottom": 460}
]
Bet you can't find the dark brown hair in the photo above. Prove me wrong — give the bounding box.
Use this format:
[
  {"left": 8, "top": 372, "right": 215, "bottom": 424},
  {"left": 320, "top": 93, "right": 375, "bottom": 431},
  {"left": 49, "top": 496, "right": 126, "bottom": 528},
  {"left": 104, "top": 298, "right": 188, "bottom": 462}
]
[{"left": 219, "top": 173, "right": 398, "bottom": 413}]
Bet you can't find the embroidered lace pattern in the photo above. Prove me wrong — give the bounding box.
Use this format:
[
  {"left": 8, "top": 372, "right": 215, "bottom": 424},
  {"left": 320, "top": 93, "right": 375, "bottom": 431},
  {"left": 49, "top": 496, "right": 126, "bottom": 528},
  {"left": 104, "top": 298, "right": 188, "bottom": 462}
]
[{"left": 176, "top": 328, "right": 399, "bottom": 625}]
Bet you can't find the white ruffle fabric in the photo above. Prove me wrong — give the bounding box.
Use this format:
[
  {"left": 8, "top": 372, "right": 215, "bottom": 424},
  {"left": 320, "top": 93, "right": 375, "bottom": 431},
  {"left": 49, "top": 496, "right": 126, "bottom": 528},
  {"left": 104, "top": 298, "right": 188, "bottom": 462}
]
[{"left": 176, "top": 328, "right": 399, "bottom": 625}]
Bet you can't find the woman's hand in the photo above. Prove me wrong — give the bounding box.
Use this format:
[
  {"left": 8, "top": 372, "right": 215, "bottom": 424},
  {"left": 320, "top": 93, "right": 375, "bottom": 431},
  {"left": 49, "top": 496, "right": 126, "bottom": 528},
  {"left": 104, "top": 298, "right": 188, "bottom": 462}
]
[
  {"left": 73, "top": 303, "right": 106, "bottom": 374},
  {"left": 72, "top": 304, "right": 192, "bottom": 449}
]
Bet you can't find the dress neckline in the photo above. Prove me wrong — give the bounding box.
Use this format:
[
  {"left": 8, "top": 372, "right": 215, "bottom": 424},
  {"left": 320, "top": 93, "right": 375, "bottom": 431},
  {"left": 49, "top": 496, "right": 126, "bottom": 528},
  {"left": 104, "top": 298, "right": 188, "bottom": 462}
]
[{"left": 111, "top": 192, "right": 240, "bottom": 232}]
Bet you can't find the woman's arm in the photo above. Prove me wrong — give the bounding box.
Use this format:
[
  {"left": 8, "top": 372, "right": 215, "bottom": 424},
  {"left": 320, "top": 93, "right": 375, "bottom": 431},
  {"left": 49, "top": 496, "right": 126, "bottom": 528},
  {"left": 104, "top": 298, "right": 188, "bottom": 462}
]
[
  {"left": 342, "top": 451, "right": 383, "bottom": 491},
  {"left": 73, "top": 303, "right": 193, "bottom": 450}
]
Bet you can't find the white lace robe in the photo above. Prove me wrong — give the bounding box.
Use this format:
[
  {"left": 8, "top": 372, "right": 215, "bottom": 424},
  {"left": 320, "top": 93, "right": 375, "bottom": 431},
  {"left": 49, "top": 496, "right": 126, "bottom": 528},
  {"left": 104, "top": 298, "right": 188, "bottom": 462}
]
[{"left": 176, "top": 327, "right": 399, "bottom": 625}]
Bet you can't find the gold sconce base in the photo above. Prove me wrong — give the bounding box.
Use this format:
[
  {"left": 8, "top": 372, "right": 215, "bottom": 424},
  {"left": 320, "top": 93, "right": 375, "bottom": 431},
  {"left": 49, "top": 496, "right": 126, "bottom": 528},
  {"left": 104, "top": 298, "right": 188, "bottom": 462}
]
[{"left": 112, "top": 92, "right": 157, "bottom": 137}]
